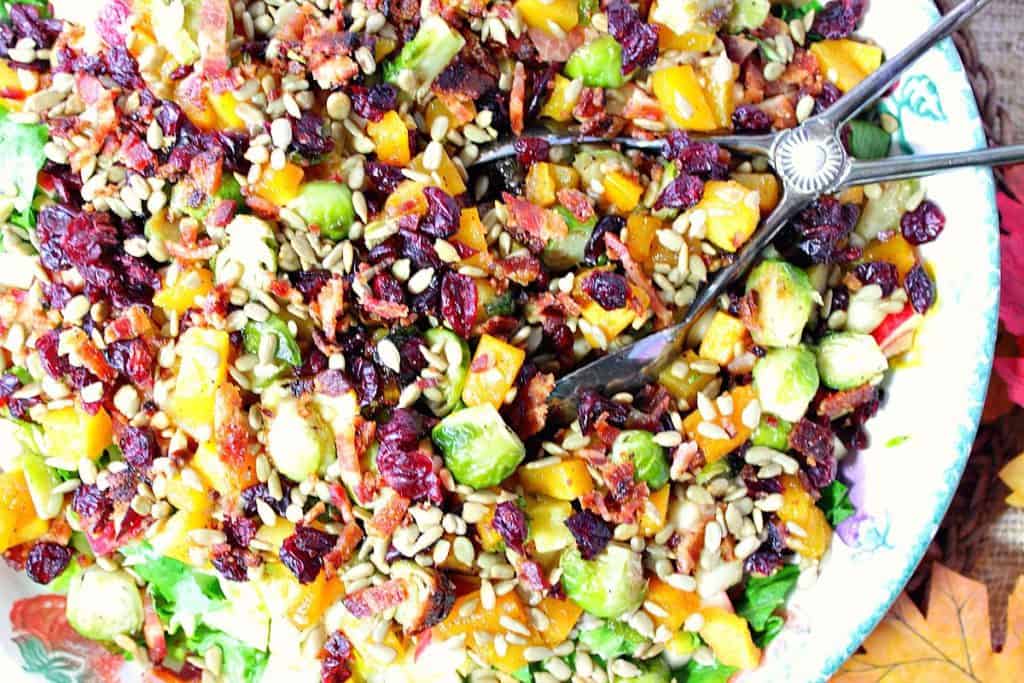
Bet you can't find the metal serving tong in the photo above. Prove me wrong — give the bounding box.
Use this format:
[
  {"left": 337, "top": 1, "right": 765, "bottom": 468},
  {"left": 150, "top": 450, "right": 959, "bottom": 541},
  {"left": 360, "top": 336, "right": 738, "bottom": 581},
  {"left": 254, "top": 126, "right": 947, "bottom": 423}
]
[{"left": 474, "top": 0, "right": 1024, "bottom": 411}]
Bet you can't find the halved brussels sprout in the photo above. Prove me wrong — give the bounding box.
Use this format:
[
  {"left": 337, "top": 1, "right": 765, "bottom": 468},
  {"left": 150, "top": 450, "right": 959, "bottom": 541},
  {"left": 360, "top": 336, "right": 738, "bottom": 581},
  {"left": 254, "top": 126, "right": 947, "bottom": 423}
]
[
  {"left": 856, "top": 179, "right": 922, "bottom": 240},
  {"left": 618, "top": 657, "right": 672, "bottom": 683},
  {"left": 816, "top": 332, "right": 889, "bottom": 390},
  {"left": 432, "top": 404, "right": 525, "bottom": 489},
  {"left": 751, "top": 415, "right": 793, "bottom": 451},
  {"left": 577, "top": 620, "right": 646, "bottom": 660},
  {"left": 423, "top": 328, "right": 470, "bottom": 417},
  {"left": 560, "top": 543, "right": 647, "bottom": 619},
  {"left": 543, "top": 206, "right": 597, "bottom": 271},
  {"left": 752, "top": 346, "right": 820, "bottom": 422},
  {"left": 610, "top": 430, "right": 669, "bottom": 491},
  {"left": 383, "top": 15, "right": 465, "bottom": 88},
  {"left": 745, "top": 259, "right": 815, "bottom": 348},
  {"left": 170, "top": 174, "right": 242, "bottom": 221},
  {"left": 565, "top": 35, "right": 625, "bottom": 89},
  {"left": 243, "top": 315, "right": 302, "bottom": 368},
  {"left": 288, "top": 181, "right": 355, "bottom": 241},
  {"left": 266, "top": 396, "right": 334, "bottom": 482},
  {"left": 727, "top": 0, "right": 770, "bottom": 32},
  {"left": 390, "top": 560, "right": 455, "bottom": 634},
  {"left": 66, "top": 567, "right": 143, "bottom": 641}
]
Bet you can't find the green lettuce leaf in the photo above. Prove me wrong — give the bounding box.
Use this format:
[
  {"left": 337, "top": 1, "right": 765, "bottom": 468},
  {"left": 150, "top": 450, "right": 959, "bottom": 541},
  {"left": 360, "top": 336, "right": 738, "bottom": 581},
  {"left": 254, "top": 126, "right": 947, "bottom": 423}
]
[
  {"left": 674, "top": 659, "right": 738, "bottom": 683},
  {"left": 818, "top": 480, "right": 856, "bottom": 526},
  {"left": 735, "top": 564, "right": 800, "bottom": 645},
  {"left": 0, "top": 106, "right": 47, "bottom": 212},
  {"left": 577, "top": 621, "right": 646, "bottom": 660},
  {"left": 186, "top": 626, "right": 269, "bottom": 683}
]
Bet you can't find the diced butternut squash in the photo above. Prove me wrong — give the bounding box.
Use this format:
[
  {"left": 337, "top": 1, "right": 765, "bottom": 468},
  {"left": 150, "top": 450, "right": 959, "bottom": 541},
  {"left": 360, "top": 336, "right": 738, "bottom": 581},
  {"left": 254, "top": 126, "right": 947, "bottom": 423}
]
[
  {"left": 657, "top": 27, "right": 717, "bottom": 53},
  {"left": 154, "top": 267, "right": 214, "bottom": 314},
  {"left": 639, "top": 484, "right": 671, "bottom": 536},
  {"left": 699, "top": 312, "right": 748, "bottom": 366},
  {"left": 810, "top": 39, "right": 884, "bottom": 93},
  {"left": 537, "top": 597, "right": 583, "bottom": 646},
  {"left": 177, "top": 80, "right": 217, "bottom": 130},
  {"left": 626, "top": 213, "right": 662, "bottom": 267},
  {"left": 150, "top": 507, "right": 212, "bottom": 564},
  {"left": 425, "top": 97, "right": 475, "bottom": 132},
  {"left": 453, "top": 208, "right": 492, "bottom": 270},
  {"left": 515, "top": 0, "right": 578, "bottom": 33},
  {"left": 698, "top": 180, "right": 761, "bottom": 253},
  {"left": 254, "top": 163, "right": 304, "bottom": 205},
  {"left": 525, "top": 496, "right": 574, "bottom": 553},
  {"left": 476, "top": 506, "right": 505, "bottom": 553},
  {"left": 733, "top": 173, "right": 781, "bottom": 215},
  {"left": 411, "top": 148, "right": 467, "bottom": 196},
  {"left": 540, "top": 75, "right": 579, "bottom": 122},
  {"left": 682, "top": 384, "right": 756, "bottom": 463},
  {"left": 646, "top": 578, "right": 700, "bottom": 631},
  {"left": 778, "top": 475, "right": 832, "bottom": 559},
  {"left": 191, "top": 441, "right": 258, "bottom": 499},
  {"left": 374, "top": 37, "right": 397, "bottom": 62},
  {"left": 170, "top": 327, "right": 230, "bottom": 440},
  {"left": 385, "top": 181, "right": 429, "bottom": 218},
  {"left": 652, "top": 65, "right": 718, "bottom": 132},
  {"left": 861, "top": 234, "right": 918, "bottom": 278},
  {"left": 367, "top": 111, "right": 411, "bottom": 166},
  {"left": 700, "top": 59, "right": 738, "bottom": 130},
  {"left": 289, "top": 572, "right": 345, "bottom": 629},
  {"left": 700, "top": 607, "right": 762, "bottom": 670},
  {"left": 657, "top": 351, "right": 715, "bottom": 405},
  {"left": 165, "top": 472, "right": 213, "bottom": 515},
  {"left": 579, "top": 299, "right": 637, "bottom": 348},
  {"left": 462, "top": 334, "right": 526, "bottom": 410},
  {"left": 0, "top": 60, "right": 28, "bottom": 105},
  {"left": 40, "top": 404, "right": 113, "bottom": 468},
  {"left": 603, "top": 171, "right": 644, "bottom": 213},
  {"left": 0, "top": 470, "right": 48, "bottom": 552},
  {"left": 526, "top": 162, "right": 558, "bottom": 208},
  {"left": 434, "top": 590, "right": 538, "bottom": 672},
  {"left": 519, "top": 458, "right": 594, "bottom": 501},
  {"left": 839, "top": 186, "right": 866, "bottom": 205},
  {"left": 208, "top": 90, "right": 245, "bottom": 130},
  {"left": 255, "top": 517, "right": 296, "bottom": 554}
]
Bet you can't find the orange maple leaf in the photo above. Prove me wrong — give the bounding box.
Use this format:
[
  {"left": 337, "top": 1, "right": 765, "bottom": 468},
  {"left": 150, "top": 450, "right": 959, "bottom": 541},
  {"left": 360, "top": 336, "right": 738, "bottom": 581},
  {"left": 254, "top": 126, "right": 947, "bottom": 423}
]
[{"left": 834, "top": 564, "right": 1024, "bottom": 682}]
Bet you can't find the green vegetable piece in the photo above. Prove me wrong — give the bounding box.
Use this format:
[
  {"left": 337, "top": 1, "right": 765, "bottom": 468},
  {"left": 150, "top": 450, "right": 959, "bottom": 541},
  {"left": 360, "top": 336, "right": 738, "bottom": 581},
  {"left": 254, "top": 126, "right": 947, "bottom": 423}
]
[
  {"left": 610, "top": 430, "right": 669, "bottom": 491},
  {"left": 20, "top": 451, "right": 62, "bottom": 519},
  {"left": 384, "top": 15, "right": 466, "bottom": 88},
  {"left": 560, "top": 543, "right": 647, "bottom": 619},
  {"left": 847, "top": 120, "right": 892, "bottom": 160},
  {"left": 728, "top": 0, "right": 771, "bottom": 32},
  {"left": 578, "top": 0, "right": 599, "bottom": 24},
  {"left": 423, "top": 328, "right": 470, "bottom": 416},
  {"left": 818, "top": 480, "right": 855, "bottom": 526},
  {"left": 816, "top": 332, "right": 888, "bottom": 390},
  {"left": 267, "top": 396, "right": 333, "bottom": 482},
  {"left": 432, "top": 404, "right": 526, "bottom": 489},
  {"left": 565, "top": 36, "right": 625, "bottom": 89},
  {"left": 66, "top": 567, "right": 144, "bottom": 641},
  {"left": 735, "top": 564, "right": 799, "bottom": 647},
  {"left": 751, "top": 416, "right": 793, "bottom": 450},
  {"left": 577, "top": 621, "right": 646, "bottom": 660},
  {"left": 288, "top": 181, "right": 355, "bottom": 241},
  {"left": 50, "top": 555, "right": 82, "bottom": 594},
  {"left": 543, "top": 206, "right": 596, "bottom": 271},
  {"left": 695, "top": 458, "right": 730, "bottom": 485},
  {"left": 243, "top": 315, "right": 301, "bottom": 367},
  {"left": 675, "top": 659, "right": 738, "bottom": 683},
  {"left": 618, "top": 658, "right": 671, "bottom": 683},
  {"left": 0, "top": 106, "right": 47, "bottom": 213},
  {"left": 170, "top": 174, "right": 242, "bottom": 220},
  {"left": 855, "top": 179, "right": 922, "bottom": 240},
  {"left": 745, "top": 259, "right": 815, "bottom": 348},
  {"left": 484, "top": 292, "right": 517, "bottom": 318},
  {"left": 775, "top": 0, "right": 823, "bottom": 22},
  {"left": 513, "top": 665, "right": 534, "bottom": 683},
  {"left": 186, "top": 626, "right": 269, "bottom": 683},
  {"left": 752, "top": 346, "right": 820, "bottom": 423}
]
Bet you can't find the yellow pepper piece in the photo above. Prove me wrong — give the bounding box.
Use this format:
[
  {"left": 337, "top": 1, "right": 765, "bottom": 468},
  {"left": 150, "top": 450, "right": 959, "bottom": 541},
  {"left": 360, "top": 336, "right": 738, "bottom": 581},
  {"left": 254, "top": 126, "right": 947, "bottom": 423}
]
[
  {"left": 519, "top": 458, "right": 594, "bottom": 500},
  {"left": 153, "top": 267, "right": 214, "bottom": 315},
  {"left": 515, "top": 0, "right": 579, "bottom": 33},
  {"left": 698, "top": 311, "right": 748, "bottom": 366},
  {"left": 698, "top": 180, "right": 761, "bottom": 253},
  {"left": 700, "top": 607, "right": 762, "bottom": 670},
  {"left": 540, "top": 75, "right": 579, "bottom": 123},
  {"left": 367, "top": 110, "right": 411, "bottom": 166},
  {"left": 657, "top": 27, "right": 717, "bottom": 53},
  {"left": 462, "top": 334, "right": 526, "bottom": 410},
  {"left": 603, "top": 170, "right": 644, "bottom": 213},
  {"left": 646, "top": 577, "right": 700, "bottom": 631},
  {"left": 732, "top": 172, "right": 781, "bottom": 215},
  {"left": 525, "top": 162, "right": 558, "bottom": 208},
  {"left": 208, "top": 90, "right": 245, "bottom": 130},
  {"left": 537, "top": 597, "right": 583, "bottom": 646},
  {"left": 170, "top": 327, "right": 230, "bottom": 441},
  {"left": 778, "top": 474, "right": 833, "bottom": 559},
  {"left": 657, "top": 351, "right": 715, "bottom": 405},
  {"left": 0, "top": 470, "right": 48, "bottom": 552},
  {"left": 150, "top": 507, "right": 212, "bottom": 564},
  {"left": 652, "top": 65, "right": 718, "bottom": 132},
  {"left": 453, "top": 208, "right": 492, "bottom": 270},
  {"left": 639, "top": 484, "right": 671, "bottom": 536},
  {"left": 682, "top": 384, "right": 756, "bottom": 463},
  {"left": 625, "top": 213, "right": 662, "bottom": 267},
  {"left": 580, "top": 299, "right": 636, "bottom": 348},
  {"left": 810, "top": 39, "right": 884, "bottom": 93},
  {"left": 192, "top": 441, "right": 259, "bottom": 499},
  {"left": 39, "top": 404, "right": 113, "bottom": 468},
  {"left": 254, "top": 162, "right": 304, "bottom": 206},
  {"left": 862, "top": 234, "right": 918, "bottom": 279}
]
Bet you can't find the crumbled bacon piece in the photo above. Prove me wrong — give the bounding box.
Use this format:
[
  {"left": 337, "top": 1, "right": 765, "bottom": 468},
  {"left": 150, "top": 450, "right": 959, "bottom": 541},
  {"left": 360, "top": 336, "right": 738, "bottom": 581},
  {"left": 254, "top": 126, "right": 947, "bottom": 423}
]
[
  {"left": 556, "top": 188, "right": 594, "bottom": 223},
  {"left": 315, "top": 275, "right": 347, "bottom": 339},
  {"left": 604, "top": 233, "right": 672, "bottom": 327},
  {"left": 818, "top": 384, "right": 876, "bottom": 420},
  {"left": 503, "top": 194, "right": 568, "bottom": 253},
  {"left": 367, "top": 492, "right": 410, "bottom": 537},
  {"left": 343, "top": 578, "right": 409, "bottom": 618},
  {"left": 581, "top": 461, "right": 649, "bottom": 525},
  {"left": 510, "top": 61, "right": 526, "bottom": 135},
  {"left": 504, "top": 365, "right": 553, "bottom": 440},
  {"left": 324, "top": 521, "right": 364, "bottom": 576}
]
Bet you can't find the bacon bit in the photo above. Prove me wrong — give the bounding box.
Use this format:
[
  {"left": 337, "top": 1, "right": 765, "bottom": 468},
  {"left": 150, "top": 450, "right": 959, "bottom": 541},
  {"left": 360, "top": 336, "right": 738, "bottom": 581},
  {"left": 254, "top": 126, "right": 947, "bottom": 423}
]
[
  {"left": 760, "top": 94, "right": 797, "bottom": 130},
  {"left": 674, "top": 526, "right": 706, "bottom": 575},
  {"left": 104, "top": 306, "right": 155, "bottom": 343},
  {"left": 496, "top": 253, "right": 543, "bottom": 286},
  {"left": 528, "top": 26, "right": 583, "bottom": 62},
  {"left": 556, "top": 188, "right": 594, "bottom": 223},
  {"left": 742, "top": 62, "right": 767, "bottom": 104},
  {"left": 362, "top": 296, "right": 410, "bottom": 322},
  {"left": 269, "top": 279, "right": 293, "bottom": 299},
  {"left": 517, "top": 558, "right": 551, "bottom": 592},
  {"left": 435, "top": 92, "right": 477, "bottom": 126},
  {"left": 510, "top": 61, "right": 526, "bottom": 136},
  {"left": 818, "top": 384, "right": 877, "bottom": 420},
  {"left": 503, "top": 194, "right": 568, "bottom": 253},
  {"left": 670, "top": 440, "right": 702, "bottom": 481},
  {"left": 120, "top": 133, "right": 158, "bottom": 174},
  {"left": 190, "top": 151, "right": 223, "bottom": 197},
  {"left": 470, "top": 352, "right": 494, "bottom": 373},
  {"left": 593, "top": 413, "right": 621, "bottom": 448},
  {"left": 368, "top": 492, "right": 409, "bottom": 537},
  {"left": 724, "top": 35, "right": 759, "bottom": 64},
  {"left": 573, "top": 87, "right": 604, "bottom": 119},
  {"left": 621, "top": 86, "right": 664, "bottom": 122},
  {"left": 780, "top": 49, "right": 823, "bottom": 96},
  {"left": 604, "top": 233, "right": 672, "bottom": 327},
  {"left": 274, "top": 2, "right": 318, "bottom": 41},
  {"left": 343, "top": 578, "right": 409, "bottom": 619},
  {"left": 166, "top": 239, "right": 219, "bottom": 262},
  {"left": 555, "top": 292, "right": 582, "bottom": 318},
  {"left": 324, "top": 521, "right": 363, "bottom": 576},
  {"left": 737, "top": 292, "right": 759, "bottom": 334},
  {"left": 477, "top": 315, "right": 518, "bottom": 339},
  {"left": 71, "top": 334, "right": 117, "bottom": 384},
  {"left": 40, "top": 515, "right": 72, "bottom": 545},
  {"left": 214, "top": 384, "right": 251, "bottom": 467},
  {"left": 245, "top": 195, "right": 280, "bottom": 219},
  {"left": 196, "top": 0, "right": 230, "bottom": 78},
  {"left": 315, "top": 275, "right": 347, "bottom": 339},
  {"left": 504, "top": 368, "right": 553, "bottom": 440},
  {"left": 310, "top": 54, "right": 360, "bottom": 90},
  {"left": 582, "top": 461, "right": 649, "bottom": 525},
  {"left": 143, "top": 596, "right": 167, "bottom": 663}
]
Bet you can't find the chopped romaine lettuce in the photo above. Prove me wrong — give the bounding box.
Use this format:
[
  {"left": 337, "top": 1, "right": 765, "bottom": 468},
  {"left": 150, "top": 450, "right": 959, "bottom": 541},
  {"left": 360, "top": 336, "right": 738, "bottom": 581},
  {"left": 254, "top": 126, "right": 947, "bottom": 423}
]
[{"left": 0, "top": 106, "right": 47, "bottom": 213}]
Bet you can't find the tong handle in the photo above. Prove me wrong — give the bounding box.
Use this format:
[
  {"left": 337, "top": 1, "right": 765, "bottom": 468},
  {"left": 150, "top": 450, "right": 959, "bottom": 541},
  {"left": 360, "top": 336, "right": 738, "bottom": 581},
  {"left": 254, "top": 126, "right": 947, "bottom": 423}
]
[
  {"left": 820, "top": 0, "right": 995, "bottom": 127},
  {"left": 844, "top": 144, "right": 1024, "bottom": 186}
]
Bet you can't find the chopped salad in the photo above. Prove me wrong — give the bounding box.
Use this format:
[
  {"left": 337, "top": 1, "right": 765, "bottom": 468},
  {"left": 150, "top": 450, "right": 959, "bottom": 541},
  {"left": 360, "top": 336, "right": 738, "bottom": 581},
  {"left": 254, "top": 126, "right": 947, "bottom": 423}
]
[{"left": 0, "top": 0, "right": 946, "bottom": 681}]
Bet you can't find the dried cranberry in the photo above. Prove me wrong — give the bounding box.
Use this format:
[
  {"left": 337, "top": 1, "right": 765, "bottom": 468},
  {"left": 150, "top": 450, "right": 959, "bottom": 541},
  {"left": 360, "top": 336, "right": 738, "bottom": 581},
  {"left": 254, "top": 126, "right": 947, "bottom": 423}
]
[
  {"left": 25, "top": 542, "right": 71, "bottom": 584},
  {"left": 606, "top": 0, "right": 658, "bottom": 74},
  {"left": 782, "top": 197, "right": 861, "bottom": 265},
  {"left": 400, "top": 229, "right": 442, "bottom": 270},
  {"left": 371, "top": 272, "right": 405, "bottom": 305},
  {"left": 804, "top": 451, "right": 837, "bottom": 489},
  {"left": 398, "top": 336, "right": 428, "bottom": 382},
  {"left": 440, "top": 271, "right": 478, "bottom": 337},
  {"left": 419, "top": 187, "right": 460, "bottom": 238},
  {"left": 900, "top": 200, "right": 945, "bottom": 245},
  {"left": 583, "top": 271, "right": 628, "bottom": 310},
  {"left": 106, "top": 338, "right": 155, "bottom": 388},
  {"left": 279, "top": 526, "right": 337, "bottom": 584},
  {"left": 664, "top": 132, "right": 729, "bottom": 180},
  {"left": 584, "top": 215, "right": 624, "bottom": 266},
  {"left": 289, "top": 269, "right": 333, "bottom": 302},
  {"left": 577, "top": 388, "right": 630, "bottom": 434},
  {"left": 376, "top": 447, "right": 443, "bottom": 504},
  {"left": 119, "top": 426, "right": 159, "bottom": 473},
  {"left": 289, "top": 113, "right": 333, "bottom": 158},
  {"left": 744, "top": 547, "right": 784, "bottom": 576},
  {"left": 513, "top": 137, "right": 551, "bottom": 167},
  {"left": 0, "top": 373, "right": 20, "bottom": 408},
  {"left": 853, "top": 261, "right": 899, "bottom": 296},
  {"left": 564, "top": 510, "right": 612, "bottom": 560},
  {"left": 104, "top": 45, "right": 143, "bottom": 89},
  {"left": 223, "top": 516, "right": 259, "bottom": 548},
  {"left": 904, "top": 264, "right": 934, "bottom": 313},
  {"left": 812, "top": 0, "right": 867, "bottom": 39},
  {"left": 293, "top": 525, "right": 338, "bottom": 556},
  {"left": 211, "top": 545, "right": 250, "bottom": 582},
  {"left": 240, "top": 482, "right": 291, "bottom": 517},
  {"left": 9, "top": 5, "right": 62, "bottom": 51},
  {"left": 321, "top": 631, "right": 353, "bottom": 683},
  {"left": 72, "top": 483, "right": 111, "bottom": 522},
  {"left": 350, "top": 84, "right": 397, "bottom": 122},
  {"left": 831, "top": 285, "right": 850, "bottom": 312},
  {"left": 351, "top": 357, "right": 381, "bottom": 406},
  {"left": 364, "top": 161, "right": 405, "bottom": 195},
  {"left": 526, "top": 65, "right": 559, "bottom": 122},
  {"left": 814, "top": 82, "right": 843, "bottom": 115},
  {"left": 788, "top": 419, "right": 835, "bottom": 467},
  {"left": 491, "top": 501, "right": 527, "bottom": 554},
  {"left": 654, "top": 174, "right": 704, "bottom": 211},
  {"left": 732, "top": 105, "right": 772, "bottom": 132},
  {"left": 35, "top": 329, "right": 70, "bottom": 379},
  {"left": 378, "top": 409, "right": 430, "bottom": 451}
]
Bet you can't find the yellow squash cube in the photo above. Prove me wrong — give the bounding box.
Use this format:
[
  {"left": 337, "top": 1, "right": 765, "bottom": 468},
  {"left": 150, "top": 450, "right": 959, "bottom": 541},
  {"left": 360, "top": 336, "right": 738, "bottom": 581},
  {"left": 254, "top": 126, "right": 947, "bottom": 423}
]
[
  {"left": 525, "top": 162, "right": 558, "bottom": 208},
  {"left": 698, "top": 312, "right": 748, "bottom": 366},
  {"left": 411, "top": 148, "right": 466, "bottom": 195},
  {"left": 519, "top": 458, "right": 594, "bottom": 500},
  {"left": 453, "top": 208, "right": 492, "bottom": 270},
  {"left": 170, "top": 327, "right": 230, "bottom": 440},
  {"left": 515, "top": 0, "right": 578, "bottom": 33},
  {"left": 658, "top": 28, "right": 716, "bottom": 53},
  {"left": 639, "top": 484, "right": 671, "bottom": 536},
  {"left": 698, "top": 180, "right": 761, "bottom": 253},
  {"left": 603, "top": 171, "right": 644, "bottom": 213},
  {"left": 0, "top": 470, "right": 48, "bottom": 552},
  {"left": 732, "top": 173, "right": 781, "bottom": 215},
  {"left": 861, "top": 234, "right": 918, "bottom": 278},
  {"left": 657, "top": 351, "right": 715, "bottom": 405},
  {"left": 367, "top": 110, "right": 411, "bottom": 166},
  {"left": 165, "top": 472, "right": 213, "bottom": 515},
  {"left": 191, "top": 441, "right": 258, "bottom": 499},
  {"left": 540, "top": 75, "right": 579, "bottom": 122},
  {"left": 151, "top": 507, "right": 212, "bottom": 564},
  {"left": 40, "top": 404, "right": 113, "bottom": 468},
  {"left": 810, "top": 39, "right": 884, "bottom": 93},
  {"left": 536, "top": 597, "right": 583, "bottom": 647},
  {"left": 153, "top": 267, "right": 214, "bottom": 315},
  {"left": 646, "top": 578, "right": 700, "bottom": 632},
  {"left": 652, "top": 65, "right": 718, "bottom": 131},
  {"left": 682, "top": 384, "right": 756, "bottom": 463},
  {"left": 778, "top": 475, "right": 833, "bottom": 559},
  {"left": 384, "top": 181, "right": 428, "bottom": 218},
  {"left": 625, "top": 213, "right": 662, "bottom": 268},
  {"left": 525, "top": 496, "right": 574, "bottom": 553},
  {"left": 700, "top": 607, "right": 762, "bottom": 670},
  {"left": 462, "top": 334, "right": 526, "bottom": 410},
  {"left": 208, "top": 90, "right": 245, "bottom": 130},
  {"left": 254, "top": 163, "right": 304, "bottom": 206}
]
